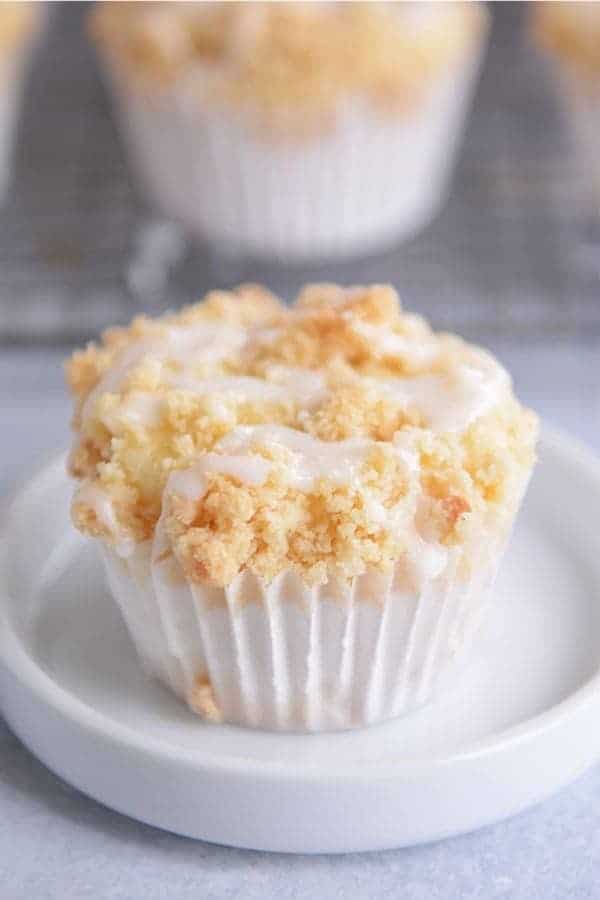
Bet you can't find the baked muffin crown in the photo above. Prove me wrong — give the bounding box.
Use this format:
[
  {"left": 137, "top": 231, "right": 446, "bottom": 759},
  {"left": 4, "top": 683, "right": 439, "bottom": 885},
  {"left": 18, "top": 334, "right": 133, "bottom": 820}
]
[{"left": 68, "top": 283, "right": 538, "bottom": 587}]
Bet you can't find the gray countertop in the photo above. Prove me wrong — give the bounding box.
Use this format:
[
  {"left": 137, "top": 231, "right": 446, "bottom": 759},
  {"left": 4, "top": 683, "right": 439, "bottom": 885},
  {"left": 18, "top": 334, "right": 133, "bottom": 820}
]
[{"left": 1, "top": 342, "right": 599, "bottom": 899}]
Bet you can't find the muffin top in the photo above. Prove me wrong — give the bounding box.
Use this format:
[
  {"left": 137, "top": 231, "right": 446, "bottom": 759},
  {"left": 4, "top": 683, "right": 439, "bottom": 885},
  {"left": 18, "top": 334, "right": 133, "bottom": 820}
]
[
  {"left": 91, "top": 1, "right": 485, "bottom": 133},
  {"left": 68, "top": 284, "right": 537, "bottom": 588},
  {"left": 533, "top": 3, "right": 600, "bottom": 76}
]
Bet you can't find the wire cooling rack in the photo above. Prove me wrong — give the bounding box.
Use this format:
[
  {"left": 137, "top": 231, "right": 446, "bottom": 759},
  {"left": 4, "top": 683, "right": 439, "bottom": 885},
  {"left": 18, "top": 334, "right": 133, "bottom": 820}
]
[{"left": 1, "top": 2, "right": 598, "bottom": 345}]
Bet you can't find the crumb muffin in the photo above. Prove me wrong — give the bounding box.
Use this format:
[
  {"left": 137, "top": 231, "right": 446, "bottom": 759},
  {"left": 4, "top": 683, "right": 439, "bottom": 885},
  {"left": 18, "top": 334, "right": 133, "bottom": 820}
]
[
  {"left": 91, "top": 2, "right": 488, "bottom": 261},
  {"left": 533, "top": 3, "right": 600, "bottom": 213},
  {"left": 67, "top": 283, "right": 538, "bottom": 731},
  {"left": 0, "top": 2, "right": 39, "bottom": 202}
]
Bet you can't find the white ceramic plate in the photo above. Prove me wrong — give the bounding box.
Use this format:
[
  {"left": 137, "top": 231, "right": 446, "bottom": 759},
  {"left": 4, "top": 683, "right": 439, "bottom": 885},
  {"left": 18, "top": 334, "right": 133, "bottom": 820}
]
[{"left": 1, "top": 430, "right": 600, "bottom": 854}]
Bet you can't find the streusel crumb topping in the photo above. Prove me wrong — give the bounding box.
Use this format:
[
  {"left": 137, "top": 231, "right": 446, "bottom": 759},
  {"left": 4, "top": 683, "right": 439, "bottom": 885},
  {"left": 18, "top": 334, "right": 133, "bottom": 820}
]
[
  {"left": 91, "top": 2, "right": 485, "bottom": 131},
  {"left": 68, "top": 283, "right": 537, "bottom": 587}
]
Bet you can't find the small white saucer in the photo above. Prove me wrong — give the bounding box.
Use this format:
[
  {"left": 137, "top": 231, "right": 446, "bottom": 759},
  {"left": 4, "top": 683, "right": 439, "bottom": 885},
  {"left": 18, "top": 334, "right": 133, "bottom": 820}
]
[{"left": 2, "top": 429, "right": 600, "bottom": 854}]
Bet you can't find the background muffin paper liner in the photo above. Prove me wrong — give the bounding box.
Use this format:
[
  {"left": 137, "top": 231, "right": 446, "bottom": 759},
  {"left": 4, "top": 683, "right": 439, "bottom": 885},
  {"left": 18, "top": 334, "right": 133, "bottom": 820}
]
[
  {"left": 99, "top": 41, "right": 486, "bottom": 262},
  {"left": 97, "top": 484, "right": 527, "bottom": 733}
]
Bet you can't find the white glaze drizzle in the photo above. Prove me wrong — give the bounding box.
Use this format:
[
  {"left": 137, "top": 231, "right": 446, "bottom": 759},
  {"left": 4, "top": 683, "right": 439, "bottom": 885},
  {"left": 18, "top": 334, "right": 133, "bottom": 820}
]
[
  {"left": 168, "top": 452, "right": 272, "bottom": 501},
  {"left": 99, "top": 390, "right": 164, "bottom": 431},
  {"left": 170, "top": 369, "right": 326, "bottom": 407},
  {"left": 81, "top": 322, "right": 247, "bottom": 424},
  {"left": 348, "top": 320, "right": 438, "bottom": 365},
  {"left": 73, "top": 481, "right": 136, "bottom": 559},
  {"left": 215, "top": 425, "right": 374, "bottom": 491},
  {"left": 378, "top": 362, "right": 508, "bottom": 432},
  {"left": 98, "top": 369, "right": 328, "bottom": 431}
]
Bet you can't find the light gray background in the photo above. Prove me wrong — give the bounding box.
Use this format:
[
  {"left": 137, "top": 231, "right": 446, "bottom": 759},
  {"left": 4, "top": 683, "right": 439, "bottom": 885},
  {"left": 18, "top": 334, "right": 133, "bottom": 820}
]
[{"left": 2, "top": 1, "right": 600, "bottom": 897}]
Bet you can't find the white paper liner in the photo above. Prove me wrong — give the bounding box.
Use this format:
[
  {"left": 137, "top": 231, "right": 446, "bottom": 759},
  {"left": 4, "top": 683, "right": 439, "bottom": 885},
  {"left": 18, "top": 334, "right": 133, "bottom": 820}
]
[
  {"left": 100, "top": 38, "right": 486, "bottom": 262},
  {"left": 98, "top": 532, "right": 504, "bottom": 733}
]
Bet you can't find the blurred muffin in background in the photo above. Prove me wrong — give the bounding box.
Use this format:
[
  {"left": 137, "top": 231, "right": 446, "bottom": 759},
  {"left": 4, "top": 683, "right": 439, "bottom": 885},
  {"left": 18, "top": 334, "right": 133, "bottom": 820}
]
[
  {"left": 0, "top": 2, "right": 40, "bottom": 202},
  {"left": 533, "top": 3, "right": 600, "bottom": 215},
  {"left": 91, "top": 2, "right": 488, "bottom": 262}
]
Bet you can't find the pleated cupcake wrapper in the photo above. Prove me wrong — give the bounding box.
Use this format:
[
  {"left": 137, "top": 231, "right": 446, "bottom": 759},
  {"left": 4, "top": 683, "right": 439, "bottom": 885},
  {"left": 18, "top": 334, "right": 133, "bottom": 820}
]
[
  {"left": 100, "top": 38, "right": 485, "bottom": 262},
  {"left": 100, "top": 536, "right": 501, "bottom": 733}
]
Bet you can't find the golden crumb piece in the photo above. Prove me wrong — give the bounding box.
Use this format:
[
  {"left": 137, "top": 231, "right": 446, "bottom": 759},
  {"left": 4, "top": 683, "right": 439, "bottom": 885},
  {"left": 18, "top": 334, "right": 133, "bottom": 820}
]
[{"left": 189, "top": 676, "right": 222, "bottom": 722}]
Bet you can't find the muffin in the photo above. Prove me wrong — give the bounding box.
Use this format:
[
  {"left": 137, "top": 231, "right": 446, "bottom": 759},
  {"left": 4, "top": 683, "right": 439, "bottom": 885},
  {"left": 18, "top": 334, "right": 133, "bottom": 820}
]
[
  {"left": 533, "top": 3, "right": 600, "bottom": 215},
  {"left": 0, "top": 2, "right": 39, "bottom": 202},
  {"left": 67, "top": 283, "right": 538, "bottom": 732},
  {"left": 91, "top": 2, "right": 488, "bottom": 262}
]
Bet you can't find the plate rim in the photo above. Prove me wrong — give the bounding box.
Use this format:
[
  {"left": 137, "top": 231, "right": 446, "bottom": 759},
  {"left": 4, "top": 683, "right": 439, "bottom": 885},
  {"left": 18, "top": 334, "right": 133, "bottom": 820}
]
[{"left": 2, "top": 426, "right": 600, "bottom": 784}]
